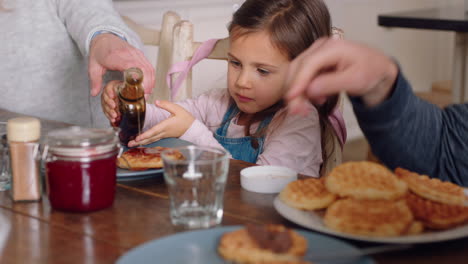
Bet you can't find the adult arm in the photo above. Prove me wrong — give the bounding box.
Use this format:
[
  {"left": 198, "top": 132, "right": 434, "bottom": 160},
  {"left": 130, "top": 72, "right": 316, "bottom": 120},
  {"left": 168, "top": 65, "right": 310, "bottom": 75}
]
[
  {"left": 54, "top": 0, "right": 141, "bottom": 56},
  {"left": 54, "top": 0, "right": 154, "bottom": 95},
  {"left": 352, "top": 71, "right": 468, "bottom": 186},
  {"left": 284, "top": 38, "right": 468, "bottom": 186}
]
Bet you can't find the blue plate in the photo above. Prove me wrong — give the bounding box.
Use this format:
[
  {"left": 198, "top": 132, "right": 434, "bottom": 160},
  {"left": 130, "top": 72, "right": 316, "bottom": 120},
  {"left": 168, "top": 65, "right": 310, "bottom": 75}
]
[
  {"left": 116, "top": 226, "right": 375, "bottom": 264},
  {"left": 116, "top": 138, "right": 193, "bottom": 181}
]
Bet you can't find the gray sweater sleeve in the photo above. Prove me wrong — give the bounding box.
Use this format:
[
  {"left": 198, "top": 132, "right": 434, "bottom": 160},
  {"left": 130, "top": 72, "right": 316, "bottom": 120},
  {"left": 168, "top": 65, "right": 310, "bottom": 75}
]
[
  {"left": 351, "top": 70, "right": 468, "bottom": 186},
  {"left": 54, "top": 0, "right": 142, "bottom": 56}
]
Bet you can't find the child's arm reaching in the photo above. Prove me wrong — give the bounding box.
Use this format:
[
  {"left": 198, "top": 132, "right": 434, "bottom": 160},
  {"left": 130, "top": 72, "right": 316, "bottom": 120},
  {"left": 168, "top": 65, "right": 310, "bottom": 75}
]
[
  {"left": 129, "top": 100, "right": 195, "bottom": 147},
  {"left": 129, "top": 89, "right": 231, "bottom": 153}
]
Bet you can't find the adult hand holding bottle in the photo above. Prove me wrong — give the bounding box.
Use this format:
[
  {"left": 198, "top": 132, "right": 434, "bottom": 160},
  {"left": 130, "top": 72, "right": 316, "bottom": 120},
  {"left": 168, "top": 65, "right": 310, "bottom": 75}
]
[
  {"left": 88, "top": 33, "right": 155, "bottom": 96},
  {"left": 100, "top": 68, "right": 147, "bottom": 146}
]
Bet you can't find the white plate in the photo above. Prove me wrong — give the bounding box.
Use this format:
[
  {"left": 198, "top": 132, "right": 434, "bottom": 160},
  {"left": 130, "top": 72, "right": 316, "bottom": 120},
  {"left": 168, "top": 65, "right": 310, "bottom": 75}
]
[
  {"left": 274, "top": 196, "right": 468, "bottom": 244},
  {"left": 117, "top": 225, "right": 375, "bottom": 264}
]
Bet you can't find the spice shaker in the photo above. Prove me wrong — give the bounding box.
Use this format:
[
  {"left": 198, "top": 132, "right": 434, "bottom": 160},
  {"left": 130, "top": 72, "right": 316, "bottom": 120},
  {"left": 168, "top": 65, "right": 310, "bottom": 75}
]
[
  {"left": 7, "top": 117, "right": 41, "bottom": 201},
  {"left": 115, "top": 67, "right": 146, "bottom": 145}
]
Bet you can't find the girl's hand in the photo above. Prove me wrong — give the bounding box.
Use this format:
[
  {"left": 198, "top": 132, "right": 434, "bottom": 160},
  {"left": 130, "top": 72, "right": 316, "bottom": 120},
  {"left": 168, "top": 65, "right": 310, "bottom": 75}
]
[
  {"left": 101, "top": 80, "right": 121, "bottom": 126},
  {"left": 128, "top": 100, "right": 195, "bottom": 147}
]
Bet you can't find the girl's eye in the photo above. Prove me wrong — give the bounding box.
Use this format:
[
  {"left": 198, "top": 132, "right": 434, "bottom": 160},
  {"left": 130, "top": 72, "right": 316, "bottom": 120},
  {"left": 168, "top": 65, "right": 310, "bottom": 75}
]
[
  {"left": 229, "top": 60, "right": 241, "bottom": 68},
  {"left": 257, "top": 68, "right": 270, "bottom": 76}
]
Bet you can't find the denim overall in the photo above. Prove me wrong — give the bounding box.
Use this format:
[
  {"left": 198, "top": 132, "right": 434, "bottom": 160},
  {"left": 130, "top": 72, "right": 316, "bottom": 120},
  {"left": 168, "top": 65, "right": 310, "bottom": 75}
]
[{"left": 214, "top": 104, "right": 274, "bottom": 163}]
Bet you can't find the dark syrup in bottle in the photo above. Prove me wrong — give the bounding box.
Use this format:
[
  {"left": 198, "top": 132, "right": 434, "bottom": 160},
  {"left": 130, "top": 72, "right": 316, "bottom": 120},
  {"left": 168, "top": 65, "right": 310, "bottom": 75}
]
[{"left": 115, "top": 67, "right": 146, "bottom": 145}]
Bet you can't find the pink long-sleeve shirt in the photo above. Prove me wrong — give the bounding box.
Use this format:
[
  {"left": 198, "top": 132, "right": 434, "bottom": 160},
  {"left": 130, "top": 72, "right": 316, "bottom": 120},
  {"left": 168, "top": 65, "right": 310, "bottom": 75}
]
[{"left": 144, "top": 89, "right": 322, "bottom": 177}]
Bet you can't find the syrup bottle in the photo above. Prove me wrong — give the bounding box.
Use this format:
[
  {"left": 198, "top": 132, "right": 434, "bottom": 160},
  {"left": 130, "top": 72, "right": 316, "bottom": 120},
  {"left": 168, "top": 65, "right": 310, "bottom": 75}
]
[{"left": 116, "top": 67, "right": 146, "bottom": 145}]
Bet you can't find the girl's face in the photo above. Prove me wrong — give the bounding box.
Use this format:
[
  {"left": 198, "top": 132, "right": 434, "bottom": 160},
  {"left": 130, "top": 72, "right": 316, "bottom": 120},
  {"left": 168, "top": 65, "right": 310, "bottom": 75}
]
[{"left": 227, "top": 30, "right": 290, "bottom": 115}]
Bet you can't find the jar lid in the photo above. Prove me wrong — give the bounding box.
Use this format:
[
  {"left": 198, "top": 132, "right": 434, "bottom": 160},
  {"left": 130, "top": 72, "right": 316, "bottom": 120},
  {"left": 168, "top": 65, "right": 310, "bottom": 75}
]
[
  {"left": 45, "top": 126, "right": 119, "bottom": 157},
  {"left": 7, "top": 117, "right": 41, "bottom": 142}
]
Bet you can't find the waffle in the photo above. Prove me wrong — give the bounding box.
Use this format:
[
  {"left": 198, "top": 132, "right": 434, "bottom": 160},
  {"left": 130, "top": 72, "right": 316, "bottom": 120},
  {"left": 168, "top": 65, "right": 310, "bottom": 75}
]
[
  {"left": 218, "top": 225, "right": 309, "bottom": 264},
  {"left": 279, "top": 178, "right": 337, "bottom": 210},
  {"left": 405, "top": 192, "right": 468, "bottom": 230},
  {"left": 405, "top": 221, "right": 424, "bottom": 235},
  {"left": 323, "top": 198, "right": 414, "bottom": 237},
  {"left": 395, "top": 168, "right": 467, "bottom": 206},
  {"left": 325, "top": 161, "right": 408, "bottom": 200}
]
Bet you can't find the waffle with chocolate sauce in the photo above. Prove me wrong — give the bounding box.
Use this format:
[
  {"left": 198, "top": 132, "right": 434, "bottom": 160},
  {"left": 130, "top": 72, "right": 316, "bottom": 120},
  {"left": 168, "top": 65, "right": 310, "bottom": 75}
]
[{"left": 218, "top": 224, "right": 309, "bottom": 264}]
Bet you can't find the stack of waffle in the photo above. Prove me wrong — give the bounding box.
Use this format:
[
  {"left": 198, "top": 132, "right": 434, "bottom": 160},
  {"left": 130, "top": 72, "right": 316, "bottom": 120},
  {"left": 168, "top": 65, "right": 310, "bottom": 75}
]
[{"left": 279, "top": 161, "right": 468, "bottom": 237}]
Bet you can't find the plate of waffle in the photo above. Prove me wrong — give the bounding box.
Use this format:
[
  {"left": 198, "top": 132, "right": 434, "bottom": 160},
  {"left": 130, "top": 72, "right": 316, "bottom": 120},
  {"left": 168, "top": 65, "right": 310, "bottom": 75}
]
[
  {"left": 274, "top": 161, "right": 468, "bottom": 243},
  {"left": 117, "top": 225, "right": 374, "bottom": 264},
  {"left": 116, "top": 138, "right": 193, "bottom": 181}
]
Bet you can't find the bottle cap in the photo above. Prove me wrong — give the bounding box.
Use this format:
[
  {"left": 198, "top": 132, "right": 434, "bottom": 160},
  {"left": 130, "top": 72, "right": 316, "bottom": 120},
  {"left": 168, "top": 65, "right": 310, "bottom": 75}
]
[
  {"left": 7, "top": 117, "right": 41, "bottom": 142},
  {"left": 119, "top": 67, "right": 145, "bottom": 101}
]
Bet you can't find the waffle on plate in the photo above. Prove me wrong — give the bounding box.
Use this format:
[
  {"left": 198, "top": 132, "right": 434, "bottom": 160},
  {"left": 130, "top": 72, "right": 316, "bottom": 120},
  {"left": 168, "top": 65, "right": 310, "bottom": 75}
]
[
  {"left": 218, "top": 224, "right": 309, "bottom": 264},
  {"left": 279, "top": 162, "right": 468, "bottom": 238},
  {"left": 325, "top": 161, "right": 408, "bottom": 201},
  {"left": 279, "top": 178, "right": 337, "bottom": 210},
  {"left": 395, "top": 167, "right": 467, "bottom": 206}
]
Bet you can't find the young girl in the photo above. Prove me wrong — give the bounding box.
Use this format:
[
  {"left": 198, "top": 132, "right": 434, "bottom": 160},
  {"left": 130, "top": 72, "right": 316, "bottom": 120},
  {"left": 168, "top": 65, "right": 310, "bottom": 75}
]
[{"left": 102, "top": 0, "right": 343, "bottom": 177}]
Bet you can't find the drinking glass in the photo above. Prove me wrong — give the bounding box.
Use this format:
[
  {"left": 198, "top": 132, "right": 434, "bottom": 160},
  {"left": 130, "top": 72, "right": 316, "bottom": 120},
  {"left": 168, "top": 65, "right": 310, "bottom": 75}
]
[{"left": 162, "top": 146, "right": 229, "bottom": 229}]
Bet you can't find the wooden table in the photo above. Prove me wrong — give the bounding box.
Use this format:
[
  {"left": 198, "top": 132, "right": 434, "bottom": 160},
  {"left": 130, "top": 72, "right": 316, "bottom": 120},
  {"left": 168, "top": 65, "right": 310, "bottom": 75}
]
[
  {"left": 1, "top": 109, "right": 468, "bottom": 263},
  {"left": 378, "top": 6, "right": 468, "bottom": 104}
]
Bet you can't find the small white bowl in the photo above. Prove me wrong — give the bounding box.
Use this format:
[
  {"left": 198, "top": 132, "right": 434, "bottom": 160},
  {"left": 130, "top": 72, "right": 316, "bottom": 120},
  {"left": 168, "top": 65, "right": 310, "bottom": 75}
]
[{"left": 240, "top": 165, "right": 298, "bottom": 194}]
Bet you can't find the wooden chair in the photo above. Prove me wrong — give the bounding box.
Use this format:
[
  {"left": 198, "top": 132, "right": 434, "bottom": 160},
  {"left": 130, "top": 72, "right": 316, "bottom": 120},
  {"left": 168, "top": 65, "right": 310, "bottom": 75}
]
[
  {"left": 168, "top": 20, "right": 229, "bottom": 101},
  {"left": 122, "top": 11, "right": 182, "bottom": 102},
  {"left": 123, "top": 13, "right": 229, "bottom": 102}
]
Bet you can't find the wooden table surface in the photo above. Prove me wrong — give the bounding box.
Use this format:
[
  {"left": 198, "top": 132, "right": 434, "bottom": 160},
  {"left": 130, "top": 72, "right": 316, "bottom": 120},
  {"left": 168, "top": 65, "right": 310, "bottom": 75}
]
[{"left": 1, "top": 109, "right": 468, "bottom": 264}]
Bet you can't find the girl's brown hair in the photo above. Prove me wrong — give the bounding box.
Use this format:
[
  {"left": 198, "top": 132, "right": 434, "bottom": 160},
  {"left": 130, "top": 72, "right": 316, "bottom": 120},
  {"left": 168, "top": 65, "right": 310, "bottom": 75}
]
[{"left": 228, "top": 0, "right": 338, "bottom": 174}]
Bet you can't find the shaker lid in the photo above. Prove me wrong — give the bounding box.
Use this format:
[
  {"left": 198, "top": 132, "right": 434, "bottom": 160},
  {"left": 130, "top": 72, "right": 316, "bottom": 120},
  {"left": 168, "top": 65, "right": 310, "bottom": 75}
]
[
  {"left": 45, "top": 126, "right": 119, "bottom": 157},
  {"left": 7, "top": 117, "right": 41, "bottom": 142}
]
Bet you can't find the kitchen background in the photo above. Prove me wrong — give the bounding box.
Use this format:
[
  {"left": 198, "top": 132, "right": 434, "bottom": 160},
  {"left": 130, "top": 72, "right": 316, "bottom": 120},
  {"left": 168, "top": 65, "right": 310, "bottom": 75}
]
[{"left": 113, "top": 0, "right": 462, "bottom": 141}]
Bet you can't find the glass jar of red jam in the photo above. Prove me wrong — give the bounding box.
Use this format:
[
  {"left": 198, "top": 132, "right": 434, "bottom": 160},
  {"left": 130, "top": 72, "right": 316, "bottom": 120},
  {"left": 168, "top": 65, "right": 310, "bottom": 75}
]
[{"left": 43, "top": 127, "right": 120, "bottom": 212}]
